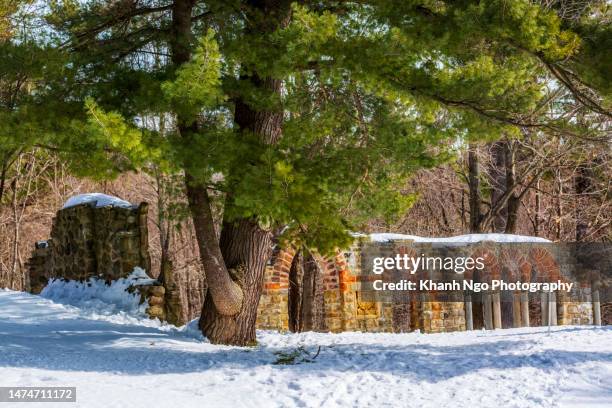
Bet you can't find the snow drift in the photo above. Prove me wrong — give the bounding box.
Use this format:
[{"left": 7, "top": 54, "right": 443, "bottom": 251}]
[
  {"left": 0, "top": 289, "right": 610, "bottom": 408},
  {"left": 40, "top": 267, "right": 155, "bottom": 319}
]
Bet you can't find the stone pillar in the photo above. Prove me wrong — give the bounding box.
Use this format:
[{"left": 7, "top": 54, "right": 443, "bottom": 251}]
[
  {"left": 483, "top": 292, "right": 493, "bottom": 330},
  {"left": 492, "top": 292, "right": 502, "bottom": 329},
  {"left": 549, "top": 291, "right": 557, "bottom": 326},
  {"left": 512, "top": 292, "right": 521, "bottom": 328},
  {"left": 520, "top": 292, "right": 530, "bottom": 327},
  {"left": 140, "top": 284, "right": 166, "bottom": 321},
  {"left": 315, "top": 254, "right": 344, "bottom": 332},
  {"left": 541, "top": 292, "right": 549, "bottom": 326},
  {"left": 556, "top": 290, "right": 570, "bottom": 325},
  {"left": 335, "top": 252, "right": 358, "bottom": 331},
  {"left": 464, "top": 293, "right": 473, "bottom": 331},
  {"left": 592, "top": 288, "right": 601, "bottom": 326},
  {"left": 256, "top": 248, "right": 292, "bottom": 331}
]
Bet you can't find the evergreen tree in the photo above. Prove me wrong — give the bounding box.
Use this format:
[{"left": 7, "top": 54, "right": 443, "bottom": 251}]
[{"left": 42, "top": 0, "right": 609, "bottom": 345}]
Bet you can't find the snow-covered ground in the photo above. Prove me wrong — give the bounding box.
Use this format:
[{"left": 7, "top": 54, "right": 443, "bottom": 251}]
[{"left": 0, "top": 289, "right": 610, "bottom": 408}]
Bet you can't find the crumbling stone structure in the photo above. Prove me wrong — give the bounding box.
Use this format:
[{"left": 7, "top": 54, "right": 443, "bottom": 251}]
[
  {"left": 257, "top": 239, "right": 609, "bottom": 333},
  {"left": 26, "top": 200, "right": 168, "bottom": 321},
  {"left": 28, "top": 199, "right": 607, "bottom": 333}
]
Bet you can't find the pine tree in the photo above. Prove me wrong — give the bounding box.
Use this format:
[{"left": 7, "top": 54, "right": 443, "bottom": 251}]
[{"left": 41, "top": 0, "right": 609, "bottom": 345}]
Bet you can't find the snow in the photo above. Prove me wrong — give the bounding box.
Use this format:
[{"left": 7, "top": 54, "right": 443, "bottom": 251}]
[
  {"left": 1, "top": 290, "right": 610, "bottom": 408},
  {"left": 128, "top": 266, "right": 159, "bottom": 286},
  {"left": 62, "top": 193, "right": 135, "bottom": 210},
  {"left": 367, "top": 233, "right": 551, "bottom": 244},
  {"left": 40, "top": 268, "right": 158, "bottom": 319}
]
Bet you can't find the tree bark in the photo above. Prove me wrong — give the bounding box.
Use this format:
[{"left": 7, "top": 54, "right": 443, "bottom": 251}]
[
  {"left": 0, "top": 158, "right": 8, "bottom": 204},
  {"left": 574, "top": 163, "right": 592, "bottom": 241},
  {"left": 196, "top": 0, "right": 292, "bottom": 345},
  {"left": 186, "top": 180, "right": 245, "bottom": 317},
  {"left": 10, "top": 176, "right": 19, "bottom": 290},
  {"left": 288, "top": 250, "right": 304, "bottom": 332},
  {"left": 504, "top": 142, "right": 519, "bottom": 234},
  {"left": 488, "top": 141, "right": 507, "bottom": 232},
  {"left": 534, "top": 178, "right": 541, "bottom": 235},
  {"left": 556, "top": 169, "right": 563, "bottom": 240},
  {"left": 300, "top": 250, "right": 326, "bottom": 331},
  {"left": 169, "top": 0, "right": 250, "bottom": 343},
  {"left": 198, "top": 218, "right": 273, "bottom": 345},
  {"left": 169, "top": 0, "right": 292, "bottom": 345},
  {"left": 468, "top": 145, "right": 482, "bottom": 233}
]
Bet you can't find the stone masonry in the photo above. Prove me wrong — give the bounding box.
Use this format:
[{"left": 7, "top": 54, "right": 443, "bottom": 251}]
[
  {"left": 26, "top": 200, "right": 166, "bottom": 321},
  {"left": 256, "top": 239, "right": 608, "bottom": 333},
  {"left": 28, "top": 199, "right": 608, "bottom": 332}
]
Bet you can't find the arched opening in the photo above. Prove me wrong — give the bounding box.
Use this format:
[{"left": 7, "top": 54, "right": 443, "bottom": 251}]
[
  {"left": 286, "top": 249, "right": 329, "bottom": 333},
  {"left": 529, "top": 247, "right": 561, "bottom": 326}
]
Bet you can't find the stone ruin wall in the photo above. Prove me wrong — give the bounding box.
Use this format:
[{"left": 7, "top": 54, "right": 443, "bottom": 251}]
[
  {"left": 52, "top": 203, "right": 151, "bottom": 282},
  {"left": 27, "top": 201, "right": 607, "bottom": 333},
  {"left": 26, "top": 202, "right": 168, "bottom": 321},
  {"left": 257, "top": 240, "right": 608, "bottom": 333}
]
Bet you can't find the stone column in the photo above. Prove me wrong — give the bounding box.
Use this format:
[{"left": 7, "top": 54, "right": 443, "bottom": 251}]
[
  {"left": 492, "top": 292, "right": 502, "bottom": 329},
  {"left": 520, "top": 292, "right": 530, "bottom": 327},
  {"left": 549, "top": 291, "right": 557, "bottom": 325},
  {"left": 483, "top": 292, "right": 493, "bottom": 330},
  {"left": 592, "top": 287, "right": 601, "bottom": 326},
  {"left": 512, "top": 292, "right": 522, "bottom": 328},
  {"left": 464, "top": 293, "right": 474, "bottom": 331},
  {"left": 541, "top": 292, "right": 549, "bottom": 326},
  {"left": 556, "top": 290, "right": 569, "bottom": 325}
]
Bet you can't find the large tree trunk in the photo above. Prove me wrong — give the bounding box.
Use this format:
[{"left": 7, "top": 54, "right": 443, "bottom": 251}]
[
  {"left": 196, "top": 0, "right": 292, "bottom": 345},
  {"left": 170, "top": 0, "right": 292, "bottom": 345},
  {"left": 199, "top": 219, "right": 273, "bottom": 345},
  {"left": 187, "top": 183, "right": 245, "bottom": 312},
  {"left": 300, "top": 250, "right": 326, "bottom": 332},
  {"left": 170, "top": 0, "right": 249, "bottom": 344},
  {"left": 288, "top": 250, "right": 304, "bottom": 332}
]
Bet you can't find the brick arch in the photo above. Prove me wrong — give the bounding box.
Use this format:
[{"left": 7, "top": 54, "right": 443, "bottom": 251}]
[
  {"left": 263, "top": 246, "right": 345, "bottom": 294},
  {"left": 529, "top": 247, "right": 560, "bottom": 282},
  {"left": 395, "top": 245, "right": 420, "bottom": 284},
  {"left": 258, "top": 245, "right": 347, "bottom": 331},
  {"left": 469, "top": 247, "right": 501, "bottom": 283},
  {"left": 499, "top": 248, "right": 531, "bottom": 282},
  {"left": 263, "top": 246, "right": 295, "bottom": 292}
]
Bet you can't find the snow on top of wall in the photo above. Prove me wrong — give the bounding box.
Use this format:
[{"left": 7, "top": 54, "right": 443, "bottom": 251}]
[
  {"left": 62, "top": 193, "right": 135, "bottom": 210},
  {"left": 365, "top": 233, "right": 551, "bottom": 244}
]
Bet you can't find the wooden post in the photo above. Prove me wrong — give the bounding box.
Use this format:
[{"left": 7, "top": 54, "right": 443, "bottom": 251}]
[
  {"left": 593, "top": 289, "right": 601, "bottom": 326},
  {"left": 465, "top": 293, "right": 473, "bottom": 331},
  {"left": 512, "top": 292, "right": 522, "bottom": 328},
  {"left": 541, "top": 292, "right": 549, "bottom": 326},
  {"left": 520, "top": 292, "right": 530, "bottom": 327},
  {"left": 492, "top": 292, "right": 502, "bottom": 329},
  {"left": 483, "top": 292, "right": 493, "bottom": 330}
]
